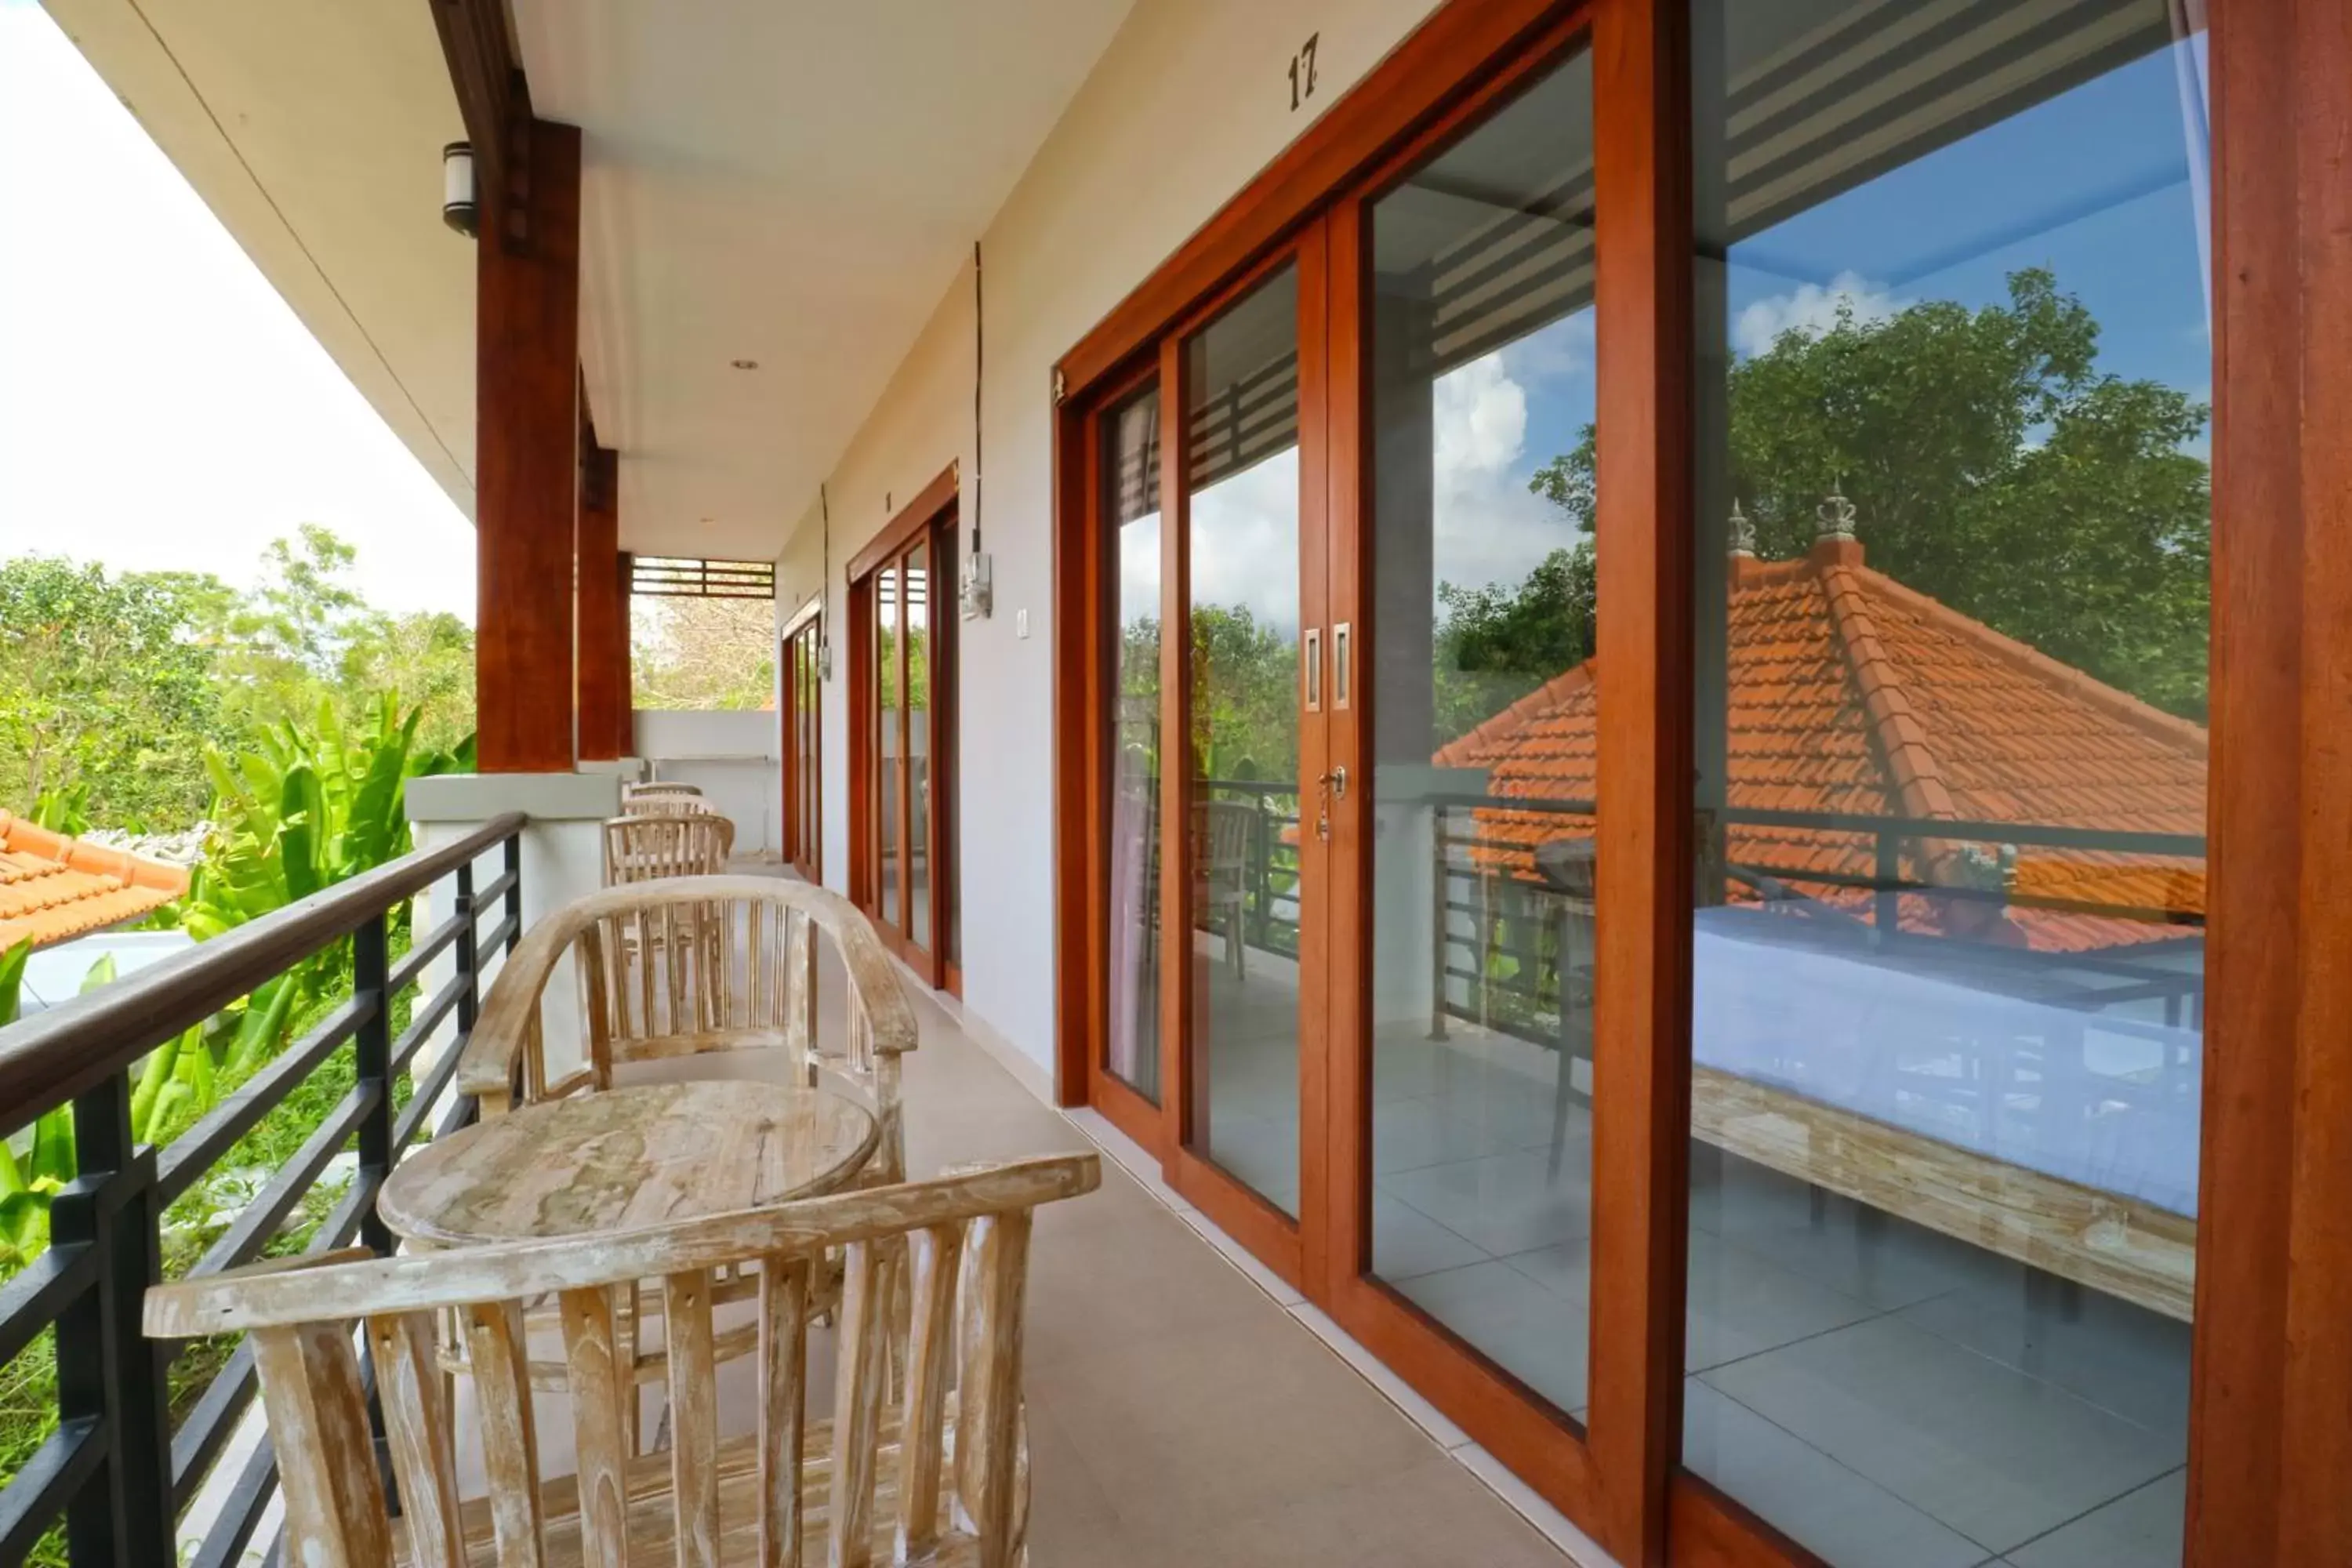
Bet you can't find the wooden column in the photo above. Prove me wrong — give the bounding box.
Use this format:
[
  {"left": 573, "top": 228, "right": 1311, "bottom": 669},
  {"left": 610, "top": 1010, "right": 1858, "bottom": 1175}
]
[
  {"left": 576, "top": 443, "right": 626, "bottom": 762},
  {"left": 2194, "top": 2, "right": 2352, "bottom": 1561},
  {"left": 474, "top": 117, "right": 582, "bottom": 774}
]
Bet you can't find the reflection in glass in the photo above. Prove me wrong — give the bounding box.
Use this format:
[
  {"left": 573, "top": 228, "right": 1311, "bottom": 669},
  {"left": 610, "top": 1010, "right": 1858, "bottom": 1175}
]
[
  {"left": 1106, "top": 384, "right": 1164, "bottom": 1102},
  {"left": 1363, "top": 46, "right": 1599, "bottom": 1421},
  {"left": 1679, "top": 3, "right": 2206, "bottom": 1562},
  {"left": 1184, "top": 264, "right": 1302, "bottom": 1214},
  {"left": 937, "top": 527, "right": 960, "bottom": 970},
  {"left": 906, "top": 550, "right": 931, "bottom": 952},
  {"left": 877, "top": 563, "right": 900, "bottom": 929}
]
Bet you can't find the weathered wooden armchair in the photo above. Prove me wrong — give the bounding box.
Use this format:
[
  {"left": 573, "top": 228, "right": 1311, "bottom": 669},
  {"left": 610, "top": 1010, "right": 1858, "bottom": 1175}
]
[
  {"left": 603, "top": 813, "right": 736, "bottom": 884},
  {"left": 624, "top": 781, "right": 713, "bottom": 816},
  {"left": 456, "top": 877, "right": 922, "bottom": 1410},
  {"left": 144, "top": 1155, "right": 1099, "bottom": 1568}
]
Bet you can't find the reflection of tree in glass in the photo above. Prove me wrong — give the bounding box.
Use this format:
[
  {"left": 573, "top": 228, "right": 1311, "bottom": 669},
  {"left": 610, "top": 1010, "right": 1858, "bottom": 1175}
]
[
  {"left": 1487, "top": 268, "right": 2209, "bottom": 729},
  {"left": 1117, "top": 608, "right": 1299, "bottom": 787}
]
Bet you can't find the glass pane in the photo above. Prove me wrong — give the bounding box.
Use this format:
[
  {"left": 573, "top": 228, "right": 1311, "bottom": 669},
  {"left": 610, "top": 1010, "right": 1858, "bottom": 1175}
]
[
  {"left": 937, "top": 526, "right": 960, "bottom": 969},
  {"left": 1106, "top": 383, "right": 1164, "bottom": 1102},
  {"left": 1184, "top": 263, "right": 1301, "bottom": 1214},
  {"left": 1681, "top": 5, "right": 2206, "bottom": 1562},
  {"left": 877, "top": 564, "right": 900, "bottom": 928},
  {"left": 1364, "top": 47, "right": 1599, "bottom": 1423},
  {"left": 906, "top": 544, "right": 932, "bottom": 952}
]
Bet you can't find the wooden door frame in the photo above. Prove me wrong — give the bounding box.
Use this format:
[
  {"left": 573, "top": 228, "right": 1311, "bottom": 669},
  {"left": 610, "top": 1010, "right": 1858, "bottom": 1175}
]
[
  {"left": 849, "top": 466, "right": 959, "bottom": 992},
  {"left": 1048, "top": 0, "right": 2342, "bottom": 1562},
  {"left": 780, "top": 597, "right": 824, "bottom": 883}
]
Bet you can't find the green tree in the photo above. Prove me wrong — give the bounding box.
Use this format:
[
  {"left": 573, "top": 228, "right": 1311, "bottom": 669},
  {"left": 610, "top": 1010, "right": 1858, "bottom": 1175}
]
[
  {"left": 1520, "top": 268, "right": 2211, "bottom": 719},
  {"left": 213, "top": 524, "right": 368, "bottom": 729},
  {"left": 1433, "top": 540, "right": 1596, "bottom": 743},
  {"left": 341, "top": 610, "right": 477, "bottom": 754},
  {"left": 0, "top": 556, "right": 227, "bottom": 828}
]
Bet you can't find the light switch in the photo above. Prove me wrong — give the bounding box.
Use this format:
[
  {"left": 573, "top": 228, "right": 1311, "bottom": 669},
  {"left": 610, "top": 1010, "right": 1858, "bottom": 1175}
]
[{"left": 1016, "top": 608, "right": 1030, "bottom": 639}]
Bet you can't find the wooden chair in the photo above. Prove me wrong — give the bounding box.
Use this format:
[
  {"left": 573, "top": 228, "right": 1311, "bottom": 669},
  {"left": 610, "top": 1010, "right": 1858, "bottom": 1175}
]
[
  {"left": 624, "top": 782, "right": 712, "bottom": 817},
  {"left": 456, "top": 877, "right": 921, "bottom": 1411},
  {"left": 1193, "top": 799, "right": 1255, "bottom": 978},
  {"left": 603, "top": 813, "right": 735, "bottom": 885},
  {"left": 144, "top": 1155, "right": 1101, "bottom": 1568}
]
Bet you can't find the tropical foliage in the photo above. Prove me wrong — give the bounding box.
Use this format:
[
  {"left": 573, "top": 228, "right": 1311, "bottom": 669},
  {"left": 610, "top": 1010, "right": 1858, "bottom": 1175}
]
[{"left": 1523, "top": 267, "right": 2211, "bottom": 721}]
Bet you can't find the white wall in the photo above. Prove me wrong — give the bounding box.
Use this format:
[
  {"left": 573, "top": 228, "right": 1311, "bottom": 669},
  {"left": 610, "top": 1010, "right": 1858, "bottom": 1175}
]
[
  {"left": 773, "top": 0, "right": 1445, "bottom": 1077},
  {"left": 633, "top": 708, "right": 782, "bottom": 855}
]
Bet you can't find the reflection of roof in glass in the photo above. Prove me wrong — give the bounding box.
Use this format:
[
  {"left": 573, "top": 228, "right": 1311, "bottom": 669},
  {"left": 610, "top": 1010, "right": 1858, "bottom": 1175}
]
[
  {"left": 1434, "top": 534, "right": 2207, "bottom": 953},
  {"left": 0, "top": 810, "right": 191, "bottom": 952}
]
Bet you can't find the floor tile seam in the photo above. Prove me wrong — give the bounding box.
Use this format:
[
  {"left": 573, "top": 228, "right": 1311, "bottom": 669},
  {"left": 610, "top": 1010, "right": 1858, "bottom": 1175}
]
[
  {"left": 1688, "top": 1374, "right": 2005, "bottom": 1558},
  {"left": 1985, "top": 1463, "right": 2187, "bottom": 1565},
  {"left": 1888, "top": 1295, "right": 2190, "bottom": 1439},
  {"left": 1875, "top": 1297, "right": 2194, "bottom": 1440},
  {"left": 1677, "top": 1298, "right": 1907, "bottom": 1380}
]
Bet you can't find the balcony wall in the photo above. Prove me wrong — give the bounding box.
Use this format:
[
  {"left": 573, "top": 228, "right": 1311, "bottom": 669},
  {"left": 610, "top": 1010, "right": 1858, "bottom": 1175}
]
[
  {"left": 771, "top": 0, "right": 1446, "bottom": 1077},
  {"left": 633, "top": 708, "right": 782, "bottom": 855}
]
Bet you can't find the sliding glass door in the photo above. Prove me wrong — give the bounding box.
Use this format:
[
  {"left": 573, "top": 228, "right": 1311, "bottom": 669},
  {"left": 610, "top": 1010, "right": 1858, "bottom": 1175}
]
[
  {"left": 781, "top": 607, "right": 822, "bottom": 881},
  {"left": 852, "top": 485, "right": 960, "bottom": 991}
]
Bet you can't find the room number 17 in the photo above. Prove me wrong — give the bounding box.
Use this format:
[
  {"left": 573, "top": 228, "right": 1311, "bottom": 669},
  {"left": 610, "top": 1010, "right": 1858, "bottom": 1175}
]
[{"left": 1288, "top": 33, "right": 1321, "bottom": 112}]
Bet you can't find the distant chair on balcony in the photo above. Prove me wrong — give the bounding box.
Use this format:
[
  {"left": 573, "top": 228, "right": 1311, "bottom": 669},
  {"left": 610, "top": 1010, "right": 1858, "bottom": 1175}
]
[
  {"left": 604, "top": 811, "right": 735, "bottom": 884},
  {"left": 623, "top": 780, "right": 712, "bottom": 817},
  {"left": 1195, "top": 798, "right": 1255, "bottom": 978},
  {"left": 143, "top": 1153, "right": 1100, "bottom": 1568}
]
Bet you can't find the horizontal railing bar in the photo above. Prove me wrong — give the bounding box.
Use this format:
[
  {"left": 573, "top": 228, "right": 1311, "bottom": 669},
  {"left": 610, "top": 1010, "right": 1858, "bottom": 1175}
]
[
  {"left": 157, "top": 996, "right": 371, "bottom": 1203},
  {"left": 1430, "top": 795, "right": 2204, "bottom": 858},
  {"left": 388, "top": 980, "right": 463, "bottom": 1078},
  {"left": 188, "top": 1085, "right": 377, "bottom": 1281},
  {"left": 386, "top": 907, "right": 466, "bottom": 996},
  {"left": 0, "top": 1245, "right": 94, "bottom": 1372},
  {"left": 314, "top": 1169, "right": 376, "bottom": 1258},
  {"left": 434, "top": 1084, "right": 479, "bottom": 1145},
  {"left": 169, "top": 1338, "right": 254, "bottom": 1510},
  {"left": 0, "top": 1417, "right": 103, "bottom": 1568},
  {"left": 0, "top": 814, "right": 527, "bottom": 1134},
  {"left": 185, "top": 1428, "right": 276, "bottom": 1568},
  {"left": 396, "top": 1033, "right": 470, "bottom": 1151},
  {"left": 477, "top": 913, "right": 519, "bottom": 955},
  {"left": 473, "top": 869, "right": 518, "bottom": 909}
]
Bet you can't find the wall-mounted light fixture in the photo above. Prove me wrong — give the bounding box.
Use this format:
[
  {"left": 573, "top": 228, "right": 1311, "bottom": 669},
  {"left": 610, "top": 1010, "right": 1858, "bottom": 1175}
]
[{"left": 441, "top": 143, "right": 477, "bottom": 237}]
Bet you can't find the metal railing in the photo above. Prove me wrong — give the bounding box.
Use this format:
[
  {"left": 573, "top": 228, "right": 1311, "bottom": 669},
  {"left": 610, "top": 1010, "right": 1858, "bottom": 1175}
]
[
  {"left": 1197, "top": 779, "right": 1301, "bottom": 959},
  {"left": 1428, "top": 795, "right": 2208, "bottom": 1051},
  {"left": 0, "top": 813, "right": 525, "bottom": 1568}
]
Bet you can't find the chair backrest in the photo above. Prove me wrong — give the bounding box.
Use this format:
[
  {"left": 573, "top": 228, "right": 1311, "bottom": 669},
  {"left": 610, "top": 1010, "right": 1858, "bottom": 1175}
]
[
  {"left": 144, "top": 1156, "right": 1100, "bottom": 1568},
  {"left": 603, "top": 812, "right": 735, "bottom": 884},
  {"left": 1195, "top": 799, "right": 1254, "bottom": 873},
  {"left": 460, "top": 877, "right": 920, "bottom": 1179},
  {"left": 624, "top": 782, "right": 711, "bottom": 817}
]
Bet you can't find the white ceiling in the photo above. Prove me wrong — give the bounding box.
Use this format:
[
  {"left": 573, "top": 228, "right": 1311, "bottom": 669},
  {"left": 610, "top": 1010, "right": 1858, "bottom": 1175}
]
[{"left": 512, "top": 0, "right": 1139, "bottom": 561}]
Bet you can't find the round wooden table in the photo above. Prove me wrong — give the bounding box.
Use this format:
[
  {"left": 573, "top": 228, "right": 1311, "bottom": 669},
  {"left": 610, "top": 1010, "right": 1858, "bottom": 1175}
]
[{"left": 378, "top": 1079, "right": 880, "bottom": 1246}]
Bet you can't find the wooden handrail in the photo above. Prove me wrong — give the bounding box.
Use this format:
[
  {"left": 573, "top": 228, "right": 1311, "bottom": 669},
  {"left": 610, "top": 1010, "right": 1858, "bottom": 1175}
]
[{"left": 0, "top": 812, "right": 527, "bottom": 1133}]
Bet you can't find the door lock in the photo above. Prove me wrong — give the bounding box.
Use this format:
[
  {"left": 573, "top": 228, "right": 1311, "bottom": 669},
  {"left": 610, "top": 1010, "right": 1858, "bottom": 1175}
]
[{"left": 1317, "top": 766, "right": 1349, "bottom": 800}]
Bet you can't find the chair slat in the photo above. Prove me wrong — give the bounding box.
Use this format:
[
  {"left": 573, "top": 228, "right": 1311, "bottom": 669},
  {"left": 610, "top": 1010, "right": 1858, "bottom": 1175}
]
[
  {"left": 828, "top": 1242, "right": 891, "bottom": 1568},
  {"left": 252, "top": 1322, "right": 394, "bottom": 1568},
  {"left": 757, "top": 1257, "right": 812, "bottom": 1568},
  {"left": 559, "top": 1286, "right": 633, "bottom": 1568},
  {"left": 954, "top": 1211, "right": 1033, "bottom": 1568},
  {"left": 368, "top": 1311, "right": 465, "bottom": 1568},
  {"left": 466, "top": 1298, "right": 548, "bottom": 1567},
  {"left": 784, "top": 909, "right": 816, "bottom": 1082},
  {"left": 665, "top": 1269, "right": 723, "bottom": 1568},
  {"left": 894, "top": 1225, "right": 963, "bottom": 1557}
]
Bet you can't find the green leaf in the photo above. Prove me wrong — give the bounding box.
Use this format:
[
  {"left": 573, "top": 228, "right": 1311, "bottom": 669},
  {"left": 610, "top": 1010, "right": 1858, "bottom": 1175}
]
[{"left": 0, "top": 941, "right": 27, "bottom": 1029}]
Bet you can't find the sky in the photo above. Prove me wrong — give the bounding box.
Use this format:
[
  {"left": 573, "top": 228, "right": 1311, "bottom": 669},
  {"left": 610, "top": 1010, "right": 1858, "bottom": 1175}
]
[{"left": 0, "top": 0, "right": 475, "bottom": 620}]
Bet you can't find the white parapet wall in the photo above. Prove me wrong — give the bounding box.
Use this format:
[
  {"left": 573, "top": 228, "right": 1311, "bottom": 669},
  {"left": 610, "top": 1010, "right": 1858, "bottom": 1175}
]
[{"left": 632, "top": 709, "right": 781, "bottom": 855}]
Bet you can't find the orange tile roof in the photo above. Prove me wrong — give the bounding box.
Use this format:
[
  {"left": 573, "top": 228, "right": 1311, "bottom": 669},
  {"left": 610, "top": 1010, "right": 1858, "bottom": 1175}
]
[
  {"left": 1434, "top": 536, "right": 2208, "bottom": 954},
  {"left": 0, "top": 810, "right": 190, "bottom": 953}
]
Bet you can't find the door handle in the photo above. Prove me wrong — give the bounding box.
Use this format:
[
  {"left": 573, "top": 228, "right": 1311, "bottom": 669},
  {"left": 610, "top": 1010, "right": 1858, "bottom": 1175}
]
[{"left": 1317, "top": 766, "right": 1348, "bottom": 800}]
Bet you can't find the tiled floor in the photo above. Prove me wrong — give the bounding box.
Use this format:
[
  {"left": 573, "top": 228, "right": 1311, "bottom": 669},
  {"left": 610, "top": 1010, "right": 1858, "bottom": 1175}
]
[{"left": 1189, "top": 953, "right": 2192, "bottom": 1567}]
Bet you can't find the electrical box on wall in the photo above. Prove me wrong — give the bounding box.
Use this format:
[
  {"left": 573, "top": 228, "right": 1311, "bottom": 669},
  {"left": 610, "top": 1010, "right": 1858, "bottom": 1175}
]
[{"left": 960, "top": 551, "right": 993, "bottom": 620}]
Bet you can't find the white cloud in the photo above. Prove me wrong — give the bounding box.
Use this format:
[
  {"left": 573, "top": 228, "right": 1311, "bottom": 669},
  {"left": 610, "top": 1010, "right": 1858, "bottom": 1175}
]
[
  {"left": 1733, "top": 270, "right": 1907, "bottom": 359},
  {"left": 1433, "top": 355, "right": 1526, "bottom": 478},
  {"left": 0, "top": 2, "right": 474, "bottom": 619}
]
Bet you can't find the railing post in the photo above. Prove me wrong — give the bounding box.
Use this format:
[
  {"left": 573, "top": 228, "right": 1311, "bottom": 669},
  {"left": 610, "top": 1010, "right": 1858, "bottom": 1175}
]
[
  {"left": 49, "top": 1073, "right": 171, "bottom": 1568},
  {"left": 453, "top": 860, "right": 481, "bottom": 1043},
  {"left": 1874, "top": 830, "right": 1900, "bottom": 940},
  {"left": 503, "top": 832, "right": 524, "bottom": 953},
  {"left": 353, "top": 911, "right": 394, "bottom": 1257}
]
